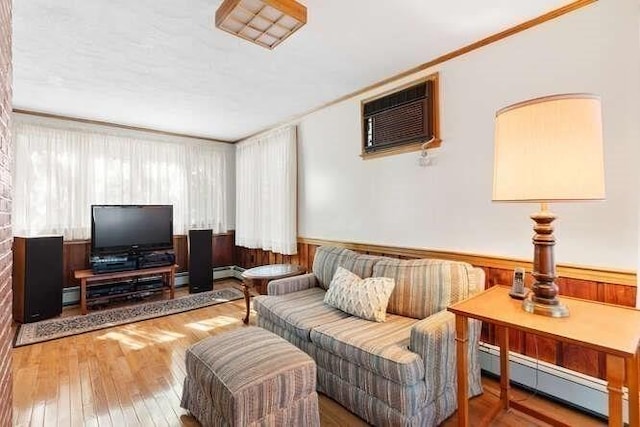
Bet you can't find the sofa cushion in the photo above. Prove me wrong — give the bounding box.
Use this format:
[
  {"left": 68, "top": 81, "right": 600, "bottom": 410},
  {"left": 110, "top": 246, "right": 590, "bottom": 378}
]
[
  {"left": 373, "top": 259, "right": 474, "bottom": 319},
  {"left": 312, "top": 246, "right": 352, "bottom": 290},
  {"left": 253, "top": 288, "right": 350, "bottom": 341},
  {"left": 312, "top": 246, "right": 382, "bottom": 290},
  {"left": 324, "top": 267, "right": 395, "bottom": 322},
  {"left": 338, "top": 253, "right": 380, "bottom": 282},
  {"left": 309, "top": 314, "right": 424, "bottom": 385}
]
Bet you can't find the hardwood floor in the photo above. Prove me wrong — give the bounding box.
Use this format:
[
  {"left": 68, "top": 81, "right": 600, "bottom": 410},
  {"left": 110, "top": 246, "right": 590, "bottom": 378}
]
[{"left": 13, "top": 279, "right": 605, "bottom": 426}]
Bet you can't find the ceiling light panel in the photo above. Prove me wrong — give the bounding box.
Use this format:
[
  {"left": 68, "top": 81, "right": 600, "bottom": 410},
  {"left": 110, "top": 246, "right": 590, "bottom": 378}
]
[{"left": 215, "top": 0, "right": 307, "bottom": 49}]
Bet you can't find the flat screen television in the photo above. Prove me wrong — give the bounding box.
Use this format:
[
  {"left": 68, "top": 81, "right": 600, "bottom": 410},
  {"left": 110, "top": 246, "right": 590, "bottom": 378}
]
[{"left": 91, "top": 205, "right": 173, "bottom": 255}]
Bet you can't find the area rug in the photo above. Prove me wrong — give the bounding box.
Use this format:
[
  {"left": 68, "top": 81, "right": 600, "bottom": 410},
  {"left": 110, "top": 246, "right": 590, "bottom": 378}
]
[{"left": 14, "top": 287, "right": 244, "bottom": 347}]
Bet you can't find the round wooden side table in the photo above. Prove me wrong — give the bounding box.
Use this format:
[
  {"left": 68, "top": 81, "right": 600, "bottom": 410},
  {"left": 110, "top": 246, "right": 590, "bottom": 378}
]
[{"left": 241, "top": 263, "right": 306, "bottom": 324}]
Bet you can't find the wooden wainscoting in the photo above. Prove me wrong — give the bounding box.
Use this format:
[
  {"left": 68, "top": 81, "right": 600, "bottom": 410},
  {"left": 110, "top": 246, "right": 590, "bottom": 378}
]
[
  {"left": 235, "top": 237, "right": 637, "bottom": 381},
  {"left": 61, "top": 231, "right": 236, "bottom": 288}
]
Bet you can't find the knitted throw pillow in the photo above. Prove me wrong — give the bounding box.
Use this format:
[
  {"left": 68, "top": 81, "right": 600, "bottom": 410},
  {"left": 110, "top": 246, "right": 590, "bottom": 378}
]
[{"left": 324, "top": 267, "right": 395, "bottom": 322}]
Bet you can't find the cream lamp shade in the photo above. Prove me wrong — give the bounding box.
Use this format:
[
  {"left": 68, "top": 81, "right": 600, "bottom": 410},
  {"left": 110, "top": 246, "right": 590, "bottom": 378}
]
[{"left": 493, "top": 94, "right": 605, "bottom": 202}]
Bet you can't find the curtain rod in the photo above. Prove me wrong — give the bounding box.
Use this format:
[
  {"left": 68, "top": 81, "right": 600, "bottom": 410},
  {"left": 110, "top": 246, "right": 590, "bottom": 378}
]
[{"left": 13, "top": 109, "right": 235, "bottom": 145}]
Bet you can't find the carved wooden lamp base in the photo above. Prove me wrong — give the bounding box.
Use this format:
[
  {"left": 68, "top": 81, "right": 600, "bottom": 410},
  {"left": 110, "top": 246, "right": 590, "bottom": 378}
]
[
  {"left": 522, "top": 295, "right": 569, "bottom": 317},
  {"left": 524, "top": 204, "right": 569, "bottom": 318}
]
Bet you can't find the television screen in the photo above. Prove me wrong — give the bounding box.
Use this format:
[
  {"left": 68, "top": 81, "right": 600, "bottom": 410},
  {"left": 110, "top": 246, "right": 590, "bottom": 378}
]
[{"left": 91, "top": 205, "right": 173, "bottom": 255}]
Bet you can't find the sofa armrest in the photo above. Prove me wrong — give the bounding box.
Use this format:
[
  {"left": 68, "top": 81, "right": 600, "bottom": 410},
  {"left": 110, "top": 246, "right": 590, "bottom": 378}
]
[
  {"left": 409, "top": 310, "right": 482, "bottom": 402},
  {"left": 470, "top": 267, "right": 486, "bottom": 294},
  {"left": 267, "top": 273, "right": 319, "bottom": 296}
]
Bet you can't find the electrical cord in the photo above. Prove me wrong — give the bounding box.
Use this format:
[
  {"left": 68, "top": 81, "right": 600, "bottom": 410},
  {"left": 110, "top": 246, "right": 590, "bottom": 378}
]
[{"left": 511, "top": 334, "right": 540, "bottom": 403}]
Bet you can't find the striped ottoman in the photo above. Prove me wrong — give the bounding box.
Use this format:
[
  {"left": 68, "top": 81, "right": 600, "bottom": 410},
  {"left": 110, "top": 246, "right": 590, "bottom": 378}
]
[{"left": 181, "top": 326, "right": 320, "bottom": 427}]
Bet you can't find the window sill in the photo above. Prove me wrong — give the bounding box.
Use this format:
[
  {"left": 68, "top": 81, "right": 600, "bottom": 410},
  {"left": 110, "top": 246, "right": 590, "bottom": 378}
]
[{"left": 360, "top": 138, "right": 441, "bottom": 160}]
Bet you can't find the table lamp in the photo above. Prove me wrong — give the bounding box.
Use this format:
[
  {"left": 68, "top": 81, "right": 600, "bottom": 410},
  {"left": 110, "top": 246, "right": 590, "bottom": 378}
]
[{"left": 492, "top": 94, "right": 605, "bottom": 317}]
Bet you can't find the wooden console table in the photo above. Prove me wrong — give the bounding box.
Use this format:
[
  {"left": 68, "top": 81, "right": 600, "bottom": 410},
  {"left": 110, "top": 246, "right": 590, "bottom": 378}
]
[
  {"left": 448, "top": 286, "right": 640, "bottom": 427},
  {"left": 241, "top": 264, "right": 306, "bottom": 324},
  {"left": 74, "top": 265, "right": 177, "bottom": 315}
]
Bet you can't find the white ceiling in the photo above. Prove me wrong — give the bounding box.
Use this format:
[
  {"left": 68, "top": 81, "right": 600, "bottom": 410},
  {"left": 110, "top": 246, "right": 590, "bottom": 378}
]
[{"left": 12, "top": 0, "right": 575, "bottom": 142}]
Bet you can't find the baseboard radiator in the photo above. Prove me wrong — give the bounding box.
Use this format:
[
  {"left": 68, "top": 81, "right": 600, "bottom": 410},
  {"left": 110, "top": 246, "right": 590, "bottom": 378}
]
[
  {"left": 479, "top": 342, "right": 626, "bottom": 422},
  {"left": 62, "top": 266, "right": 237, "bottom": 306},
  {"left": 231, "top": 265, "right": 245, "bottom": 280}
]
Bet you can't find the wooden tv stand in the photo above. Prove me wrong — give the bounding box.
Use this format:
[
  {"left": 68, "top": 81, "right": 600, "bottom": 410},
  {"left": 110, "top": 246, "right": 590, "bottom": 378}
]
[{"left": 74, "top": 265, "right": 177, "bottom": 315}]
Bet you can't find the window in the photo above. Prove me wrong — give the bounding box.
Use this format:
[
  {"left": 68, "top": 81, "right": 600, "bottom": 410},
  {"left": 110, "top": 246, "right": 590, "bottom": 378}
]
[
  {"left": 235, "top": 126, "right": 297, "bottom": 255},
  {"left": 361, "top": 73, "right": 440, "bottom": 159},
  {"left": 13, "top": 119, "right": 232, "bottom": 239}
]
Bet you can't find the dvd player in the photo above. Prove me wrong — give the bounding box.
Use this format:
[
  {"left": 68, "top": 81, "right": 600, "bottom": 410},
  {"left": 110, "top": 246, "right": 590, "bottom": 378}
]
[
  {"left": 138, "top": 251, "right": 176, "bottom": 269},
  {"left": 90, "top": 255, "right": 138, "bottom": 273}
]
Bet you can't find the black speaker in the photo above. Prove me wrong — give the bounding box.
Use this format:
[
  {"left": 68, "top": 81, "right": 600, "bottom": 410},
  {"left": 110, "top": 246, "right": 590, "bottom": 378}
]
[
  {"left": 188, "top": 229, "right": 213, "bottom": 293},
  {"left": 13, "top": 236, "right": 63, "bottom": 323}
]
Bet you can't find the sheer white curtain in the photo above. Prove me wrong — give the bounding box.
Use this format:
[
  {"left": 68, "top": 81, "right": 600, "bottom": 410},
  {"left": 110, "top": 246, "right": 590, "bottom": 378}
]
[
  {"left": 236, "top": 126, "right": 297, "bottom": 255},
  {"left": 13, "top": 119, "right": 230, "bottom": 239}
]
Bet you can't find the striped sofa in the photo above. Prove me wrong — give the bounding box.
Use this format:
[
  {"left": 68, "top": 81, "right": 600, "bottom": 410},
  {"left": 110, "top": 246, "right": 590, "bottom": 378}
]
[{"left": 253, "top": 246, "right": 484, "bottom": 426}]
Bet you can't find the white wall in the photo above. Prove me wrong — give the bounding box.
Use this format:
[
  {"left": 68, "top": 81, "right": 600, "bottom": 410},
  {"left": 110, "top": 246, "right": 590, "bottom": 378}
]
[{"left": 297, "top": 0, "right": 640, "bottom": 270}]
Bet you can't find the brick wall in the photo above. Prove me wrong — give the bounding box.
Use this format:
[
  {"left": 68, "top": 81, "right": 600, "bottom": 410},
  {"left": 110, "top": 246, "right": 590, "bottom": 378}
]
[{"left": 0, "top": 0, "right": 12, "bottom": 424}]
